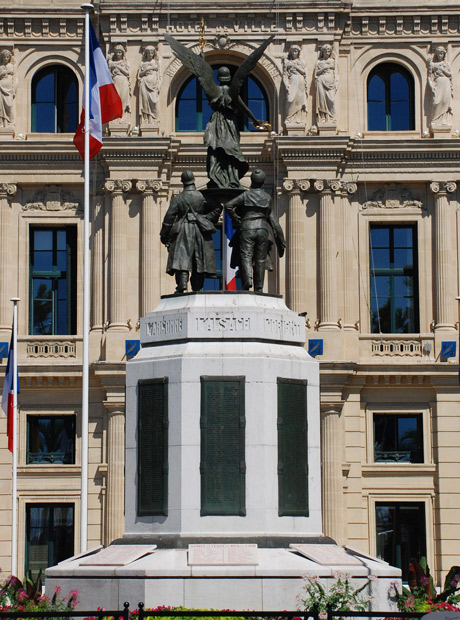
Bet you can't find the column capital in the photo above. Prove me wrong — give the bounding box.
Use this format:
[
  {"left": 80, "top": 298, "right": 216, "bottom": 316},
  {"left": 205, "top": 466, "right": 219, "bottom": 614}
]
[
  {"left": 0, "top": 183, "right": 17, "bottom": 198},
  {"left": 314, "top": 179, "right": 344, "bottom": 193},
  {"left": 430, "top": 181, "right": 457, "bottom": 195},
  {"left": 136, "top": 179, "right": 162, "bottom": 193},
  {"left": 104, "top": 179, "right": 132, "bottom": 194},
  {"left": 320, "top": 401, "right": 345, "bottom": 416},
  {"left": 282, "top": 178, "right": 310, "bottom": 193}
]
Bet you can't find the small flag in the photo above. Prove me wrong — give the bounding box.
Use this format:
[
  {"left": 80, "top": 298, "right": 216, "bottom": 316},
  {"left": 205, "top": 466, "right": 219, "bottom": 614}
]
[
  {"left": 73, "top": 21, "right": 122, "bottom": 160},
  {"left": 224, "top": 211, "right": 237, "bottom": 290},
  {"left": 1, "top": 327, "right": 19, "bottom": 453}
]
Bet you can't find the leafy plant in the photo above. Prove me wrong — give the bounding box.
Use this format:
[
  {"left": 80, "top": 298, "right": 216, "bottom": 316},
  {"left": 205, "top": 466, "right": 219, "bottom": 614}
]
[
  {"left": 0, "top": 571, "right": 78, "bottom": 614},
  {"left": 297, "top": 573, "right": 373, "bottom": 614}
]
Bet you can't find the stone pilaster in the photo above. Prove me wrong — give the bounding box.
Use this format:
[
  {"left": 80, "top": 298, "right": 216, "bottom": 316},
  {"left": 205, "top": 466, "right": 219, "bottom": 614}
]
[
  {"left": 104, "top": 180, "right": 132, "bottom": 331},
  {"left": 91, "top": 194, "right": 105, "bottom": 331},
  {"left": 0, "top": 183, "right": 17, "bottom": 333},
  {"left": 339, "top": 182, "right": 358, "bottom": 330},
  {"left": 136, "top": 179, "right": 162, "bottom": 317},
  {"left": 316, "top": 180, "right": 341, "bottom": 329},
  {"left": 320, "top": 401, "right": 345, "bottom": 544},
  {"left": 104, "top": 401, "right": 125, "bottom": 544},
  {"left": 430, "top": 181, "right": 457, "bottom": 330},
  {"left": 283, "top": 178, "right": 310, "bottom": 313}
]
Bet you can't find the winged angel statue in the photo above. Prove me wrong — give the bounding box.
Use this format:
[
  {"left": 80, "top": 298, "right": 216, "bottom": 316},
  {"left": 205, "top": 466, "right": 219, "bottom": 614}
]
[{"left": 165, "top": 33, "right": 273, "bottom": 189}]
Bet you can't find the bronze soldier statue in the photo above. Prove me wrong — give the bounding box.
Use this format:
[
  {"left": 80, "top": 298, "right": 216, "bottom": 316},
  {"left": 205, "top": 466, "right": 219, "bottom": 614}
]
[
  {"left": 225, "top": 169, "right": 286, "bottom": 292},
  {"left": 160, "top": 170, "right": 222, "bottom": 293}
]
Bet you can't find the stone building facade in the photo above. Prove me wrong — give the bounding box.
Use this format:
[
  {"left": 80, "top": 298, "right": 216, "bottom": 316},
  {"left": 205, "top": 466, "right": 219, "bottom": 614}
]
[{"left": 0, "top": 0, "right": 459, "bottom": 590}]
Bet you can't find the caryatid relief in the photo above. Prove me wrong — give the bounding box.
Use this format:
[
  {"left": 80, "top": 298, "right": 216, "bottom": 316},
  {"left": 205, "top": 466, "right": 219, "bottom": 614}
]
[
  {"left": 107, "top": 44, "right": 131, "bottom": 121},
  {"left": 138, "top": 45, "right": 162, "bottom": 125},
  {"left": 315, "top": 43, "right": 337, "bottom": 124},
  {"left": 0, "top": 49, "right": 17, "bottom": 128},
  {"left": 282, "top": 44, "right": 308, "bottom": 124},
  {"left": 427, "top": 45, "right": 453, "bottom": 126}
]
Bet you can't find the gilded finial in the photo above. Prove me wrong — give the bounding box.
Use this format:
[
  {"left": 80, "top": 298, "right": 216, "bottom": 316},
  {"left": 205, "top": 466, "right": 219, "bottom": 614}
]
[{"left": 199, "top": 17, "right": 206, "bottom": 53}]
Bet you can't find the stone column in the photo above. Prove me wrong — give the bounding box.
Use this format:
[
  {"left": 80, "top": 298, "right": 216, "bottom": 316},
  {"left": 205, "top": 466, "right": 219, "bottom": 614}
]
[
  {"left": 104, "top": 400, "right": 125, "bottom": 544},
  {"left": 104, "top": 180, "right": 132, "bottom": 330},
  {"left": 430, "top": 181, "right": 457, "bottom": 330},
  {"left": 91, "top": 194, "right": 105, "bottom": 331},
  {"left": 316, "top": 180, "right": 340, "bottom": 329},
  {"left": 136, "top": 179, "right": 162, "bottom": 316},
  {"left": 0, "top": 183, "right": 17, "bottom": 334},
  {"left": 283, "top": 178, "right": 310, "bottom": 313},
  {"left": 340, "top": 182, "right": 358, "bottom": 330},
  {"left": 321, "top": 401, "right": 345, "bottom": 544}
]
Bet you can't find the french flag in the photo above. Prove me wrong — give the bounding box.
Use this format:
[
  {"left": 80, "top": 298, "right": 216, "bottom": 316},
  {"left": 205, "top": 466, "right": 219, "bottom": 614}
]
[
  {"left": 224, "top": 211, "right": 237, "bottom": 290},
  {"left": 73, "top": 22, "right": 122, "bottom": 160},
  {"left": 1, "top": 329, "right": 18, "bottom": 453}
]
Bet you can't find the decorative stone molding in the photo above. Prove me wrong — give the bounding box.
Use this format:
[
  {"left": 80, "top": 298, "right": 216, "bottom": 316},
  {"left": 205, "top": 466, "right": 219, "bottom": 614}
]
[
  {"left": 371, "top": 339, "right": 422, "bottom": 357},
  {"left": 314, "top": 179, "right": 353, "bottom": 193},
  {"left": 27, "top": 340, "right": 76, "bottom": 358},
  {"left": 0, "top": 17, "right": 83, "bottom": 38},
  {"left": 136, "top": 179, "right": 162, "bottom": 193},
  {"left": 346, "top": 14, "right": 456, "bottom": 38},
  {"left": 362, "top": 184, "right": 423, "bottom": 210},
  {"left": 0, "top": 182, "right": 17, "bottom": 197},
  {"left": 104, "top": 179, "right": 133, "bottom": 194},
  {"left": 23, "top": 186, "right": 81, "bottom": 212},
  {"left": 282, "top": 178, "right": 310, "bottom": 192},
  {"left": 430, "top": 181, "right": 457, "bottom": 194}
]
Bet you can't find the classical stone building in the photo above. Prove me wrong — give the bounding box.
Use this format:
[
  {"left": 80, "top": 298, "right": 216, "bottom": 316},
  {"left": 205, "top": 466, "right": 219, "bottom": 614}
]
[{"left": 1, "top": 0, "right": 459, "bottom": 591}]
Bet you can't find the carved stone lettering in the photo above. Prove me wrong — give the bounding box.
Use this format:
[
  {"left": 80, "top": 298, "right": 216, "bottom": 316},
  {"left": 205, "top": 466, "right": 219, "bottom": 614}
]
[{"left": 196, "top": 315, "right": 250, "bottom": 332}]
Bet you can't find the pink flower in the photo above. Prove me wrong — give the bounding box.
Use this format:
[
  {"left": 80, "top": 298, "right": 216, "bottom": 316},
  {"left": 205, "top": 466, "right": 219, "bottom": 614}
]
[
  {"left": 54, "top": 585, "right": 62, "bottom": 595},
  {"left": 69, "top": 589, "right": 79, "bottom": 599}
]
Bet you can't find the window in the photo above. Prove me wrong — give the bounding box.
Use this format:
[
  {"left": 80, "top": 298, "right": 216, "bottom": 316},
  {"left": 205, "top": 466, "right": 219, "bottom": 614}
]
[
  {"left": 367, "top": 63, "right": 414, "bottom": 131},
  {"left": 176, "top": 66, "right": 268, "bottom": 132},
  {"left": 31, "top": 66, "right": 78, "bottom": 133},
  {"left": 25, "top": 503, "right": 74, "bottom": 579},
  {"left": 376, "top": 502, "right": 426, "bottom": 581},
  {"left": 27, "top": 416, "right": 76, "bottom": 464},
  {"left": 29, "top": 227, "right": 77, "bottom": 335},
  {"left": 374, "top": 413, "right": 423, "bottom": 463},
  {"left": 370, "top": 224, "right": 419, "bottom": 333}
]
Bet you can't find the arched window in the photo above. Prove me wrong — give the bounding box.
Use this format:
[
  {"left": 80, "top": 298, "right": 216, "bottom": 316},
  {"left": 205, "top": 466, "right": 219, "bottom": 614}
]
[
  {"left": 367, "top": 63, "right": 414, "bottom": 131},
  {"left": 31, "top": 66, "right": 78, "bottom": 133},
  {"left": 176, "top": 65, "right": 268, "bottom": 132}
]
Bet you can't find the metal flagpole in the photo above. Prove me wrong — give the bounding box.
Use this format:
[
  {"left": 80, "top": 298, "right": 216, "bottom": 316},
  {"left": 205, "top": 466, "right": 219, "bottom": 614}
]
[
  {"left": 10, "top": 296, "right": 19, "bottom": 576},
  {"left": 80, "top": 2, "right": 93, "bottom": 553}
]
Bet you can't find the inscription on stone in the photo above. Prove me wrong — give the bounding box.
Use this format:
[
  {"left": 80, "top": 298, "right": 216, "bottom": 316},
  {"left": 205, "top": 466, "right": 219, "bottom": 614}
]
[
  {"left": 290, "top": 544, "right": 362, "bottom": 566},
  {"left": 196, "top": 315, "right": 250, "bottom": 333},
  {"left": 188, "top": 544, "right": 258, "bottom": 566},
  {"left": 146, "top": 317, "right": 183, "bottom": 337},
  {"left": 80, "top": 545, "right": 157, "bottom": 566},
  {"left": 200, "top": 378, "right": 245, "bottom": 515}
]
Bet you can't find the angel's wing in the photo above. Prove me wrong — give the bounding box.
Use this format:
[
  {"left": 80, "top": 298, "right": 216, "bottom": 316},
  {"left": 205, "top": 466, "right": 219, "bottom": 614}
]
[
  {"left": 164, "top": 33, "right": 220, "bottom": 101},
  {"left": 229, "top": 35, "right": 274, "bottom": 103}
]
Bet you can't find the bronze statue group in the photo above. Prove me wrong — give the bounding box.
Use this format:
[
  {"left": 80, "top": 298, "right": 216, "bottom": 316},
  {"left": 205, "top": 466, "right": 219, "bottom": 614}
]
[{"left": 160, "top": 34, "right": 286, "bottom": 294}]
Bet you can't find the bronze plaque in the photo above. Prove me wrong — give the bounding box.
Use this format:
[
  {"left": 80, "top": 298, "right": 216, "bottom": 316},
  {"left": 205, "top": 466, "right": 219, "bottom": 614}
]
[
  {"left": 200, "top": 377, "right": 245, "bottom": 515},
  {"left": 277, "top": 378, "right": 308, "bottom": 516},
  {"left": 138, "top": 378, "right": 168, "bottom": 516}
]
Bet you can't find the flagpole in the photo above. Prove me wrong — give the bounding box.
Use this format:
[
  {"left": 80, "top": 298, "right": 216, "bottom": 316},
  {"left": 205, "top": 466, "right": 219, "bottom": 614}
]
[
  {"left": 80, "top": 2, "right": 94, "bottom": 554},
  {"left": 222, "top": 207, "right": 227, "bottom": 290},
  {"left": 10, "top": 296, "right": 19, "bottom": 576}
]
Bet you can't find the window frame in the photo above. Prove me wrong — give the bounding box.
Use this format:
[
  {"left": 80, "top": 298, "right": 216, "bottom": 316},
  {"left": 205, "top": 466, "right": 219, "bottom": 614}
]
[
  {"left": 367, "top": 62, "right": 415, "bottom": 132},
  {"left": 31, "top": 65, "right": 79, "bottom": 134},
  {"left": 26, "top": 414, "right": 76, "bottom": 465},
  {"left": 373, "top": 412, "right": 423, "bottom": 463}
]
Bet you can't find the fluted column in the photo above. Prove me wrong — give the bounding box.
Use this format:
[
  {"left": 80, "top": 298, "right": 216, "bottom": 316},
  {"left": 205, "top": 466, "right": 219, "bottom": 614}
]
[
  {"left": 321, "top": 402, "right": 345, "bottom": 544},
  {"left": 136, "top": 179, "right": 162, "bottom": 316},
  {"left": 0, "top": 183, "right": 17, "bottom": 333},
  {"left": 104, "top": 402, "right": 125, "bottom": 544},
  {"left": 283, "top": 178, "right": 310, "bottom": 312},
  {"left": 430, "top": 181, "right": 457, "bottom": 330},
  {"left": 340, "top": 182, "right": 358, "bottom": 329},
  {"left": 104, "top": 180, "right": 132, "bottom": 330},
  {"left": 91, "top": 194, "right": 105, "bottom": 331},
  {"left": 316, "top": 180, "right": 340, "bottom": 329}
]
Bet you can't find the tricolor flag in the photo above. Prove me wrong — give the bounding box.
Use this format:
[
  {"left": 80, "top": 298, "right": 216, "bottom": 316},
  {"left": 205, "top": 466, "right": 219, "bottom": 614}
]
[
  {"left": 224, "top": 211, "right": 237, "bottom": 290},
  {"left": 73, "top": 21, "right": 122, "bottom": 160},
  {"left": 1, "top": 328, "right": 18, "bottom": 453}
]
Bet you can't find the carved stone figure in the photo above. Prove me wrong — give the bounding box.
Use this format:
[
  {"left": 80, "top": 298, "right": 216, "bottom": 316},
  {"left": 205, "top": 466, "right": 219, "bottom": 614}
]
[
  {"left": 282, "top": 45, "right": 308, "bottom": 124},
  {"left": 427, "top": 46, "right": 453, "bottom": 126},
  {"left": 165, "top": 33, "right": 273, "bottom": 189},
  {"left": 0, "top": 49, "right": 17, "bottom": 128},
  {"left": 138, "top": 45, "right": 162, "bottom": 125},
  {"left": 160, "top": 170, "right": 222, "bottom": 293},
  {"left": 315, "top": 44, "right": 337, "bottom": 124},
  {"left": 224, "top": 169, "right": 286, "bottom": 292},
  {"left": 107, "top": 44, "right": 131, "bottom": 121}
]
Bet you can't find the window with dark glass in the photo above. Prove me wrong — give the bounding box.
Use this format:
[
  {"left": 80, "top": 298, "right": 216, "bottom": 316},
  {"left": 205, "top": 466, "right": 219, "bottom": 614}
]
[
  {"left": 376, "top": 502, "right": 426, "bottom": 581},
  {"left": 25, "top": 503, "right": 74, "bottom": 580},
  {"left": 29, "top": 227, "right": 77, "bottom": 335},
  {"left": 32, "top": 66, "right": 78, "bottom": 133},
  {"left": 27, "top": 416, "right": 76, "bottom": 464},
  {"left": 370, "top": 224, "right": 419, "bottom": 333},
  {"left": 374, "top": 413, "right": 423, "bottom": 463},
  {"left": 367, "top": 63, "right": 414, "bottom": 131},
  {"left": 176, "top": 66, "right": 268, "bottom": 132}
]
